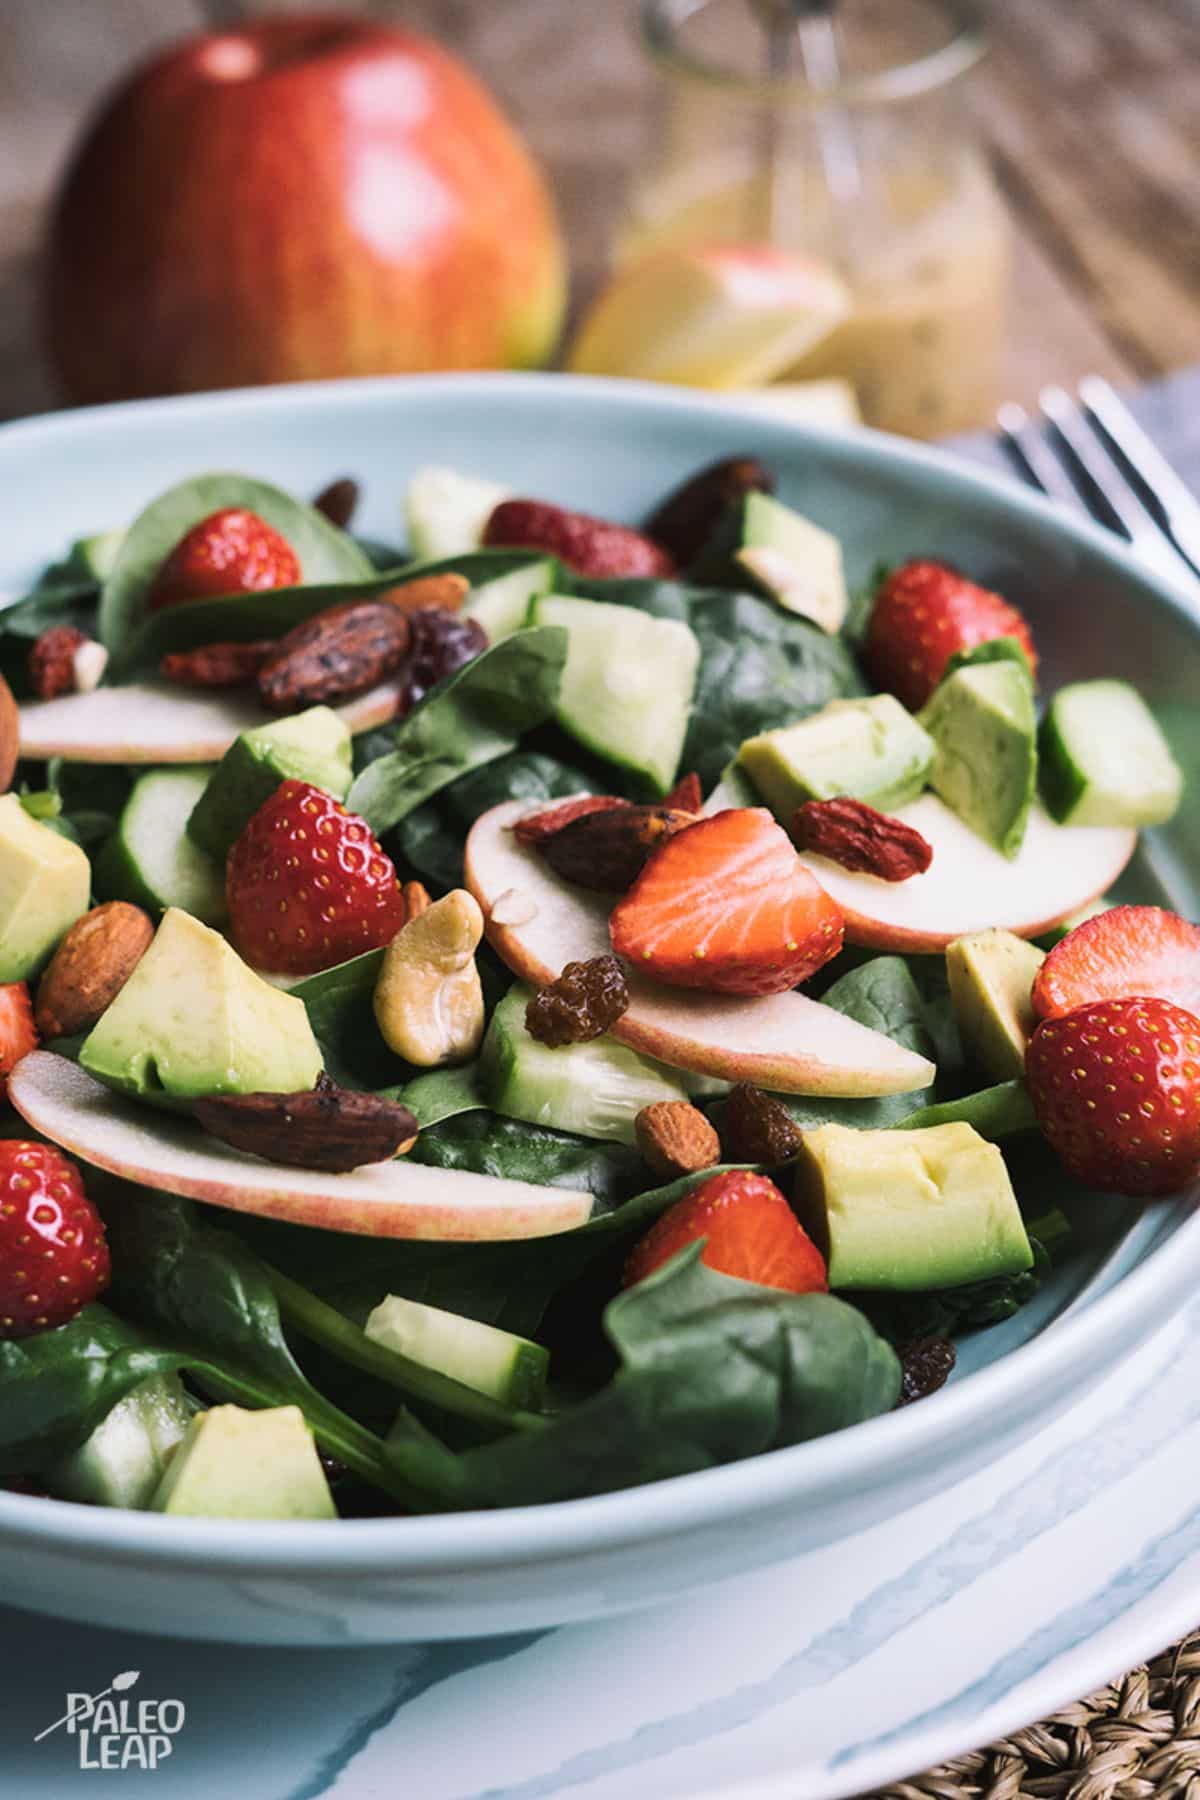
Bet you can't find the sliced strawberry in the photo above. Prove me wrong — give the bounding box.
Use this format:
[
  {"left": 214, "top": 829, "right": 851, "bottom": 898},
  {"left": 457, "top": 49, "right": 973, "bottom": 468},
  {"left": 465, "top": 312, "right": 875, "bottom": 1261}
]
[
  {"left": 623, "top": 1169, "right": 827, "bottom": 1293},
  {"left": 483, "top": 499, "right": 676, "bottom": 579},
  {"left": 0, "top": 983, "right": 38, "bottom": 1101},
  {"left": 663, "top": 770, "right": 703, "bottom": 812},
  {"left": 864, "top": 559, "right": 1038, "bottom": 710},
  {"left": 610, "top": 806, "right": 844, "bottom": 996},
  {"left": 512, "top": 794, "right": 631, "bottom": 848},
  {"left": 1026, "top": 996, "right": 1200, "bottom": 1196},
  {"left": 149, "top": 507, "right": 302, "bottom": 612},
  {"left": 0, "top": 1141, "right": 109, "bottom": 1337},
  {"left": 1033, "top": 904, "right": 1200, "bottom": 1021}
]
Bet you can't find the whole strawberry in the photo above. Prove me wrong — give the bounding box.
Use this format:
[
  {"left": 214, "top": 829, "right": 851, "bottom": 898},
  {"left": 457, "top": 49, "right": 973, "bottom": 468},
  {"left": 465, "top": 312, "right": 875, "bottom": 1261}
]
[
  {"left": 0, "top": 1142, "right": 110, "bottom": 1338},
  {"left": 864, "top": 559, "right": 1037, "bottom": 710},
  {"left": 1026, "top": 996, "right": 1200, "bottom": 1197},
  {"left": 624, "top": 1168, "right": 827, "bottom": 1294},
  {"left": 483, "top": 499, "right": 676, "bottom": 579},
  {"left": 149, "top": 507, "right": 301, "bottom": 612},
  {"left": 227, "top": 779, "right": 408, "bottom": 975}
]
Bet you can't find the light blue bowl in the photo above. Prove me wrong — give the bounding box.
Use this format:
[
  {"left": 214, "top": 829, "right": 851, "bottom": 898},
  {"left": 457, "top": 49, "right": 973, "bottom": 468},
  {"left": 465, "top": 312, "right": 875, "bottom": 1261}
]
[{"left": 2, "top": 374, "right": 1198, "bottom": 1646}]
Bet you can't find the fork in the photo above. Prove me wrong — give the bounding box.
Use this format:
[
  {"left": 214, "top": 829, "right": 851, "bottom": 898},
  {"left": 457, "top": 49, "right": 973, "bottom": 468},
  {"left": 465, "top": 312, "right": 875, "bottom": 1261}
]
[{"left": 996, "top": 376, "right": 1200, "bottom": 593}]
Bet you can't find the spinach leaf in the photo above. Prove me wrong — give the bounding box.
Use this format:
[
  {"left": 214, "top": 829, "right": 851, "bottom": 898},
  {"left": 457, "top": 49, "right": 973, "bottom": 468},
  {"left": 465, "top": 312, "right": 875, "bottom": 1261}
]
[
  {"left": 291, "top": 949, "right": 407, "bottom": 1091},
  {"left": 855, "top": 1236, "right": 1052, "bottom": 1343},
  {"left": 898, "top": 1080, "right": 1037, "bottom": 1140},
  {"left": 0, "top": 581, "right": 99, "bottom": 695},
  {"left": 393, "top": 748, "right": 594, "bottom": 892},
  {"left": 398, "top": 1064, "right": 484, "bottom": 1128},
  {"left": 410, "top": 1111, "right": 643, "bottom": 1211},
  {"left": 347, "top": 627, "right": 567, "bottom": 834},
  {"left": 99, "top": 471, "right": 373, "bottom": 659}
]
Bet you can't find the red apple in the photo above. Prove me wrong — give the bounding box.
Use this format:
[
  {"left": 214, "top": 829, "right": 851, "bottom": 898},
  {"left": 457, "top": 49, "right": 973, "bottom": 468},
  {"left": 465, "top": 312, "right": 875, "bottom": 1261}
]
[{"left": 43, "top": 12, "right": 566, "bottom": 402}]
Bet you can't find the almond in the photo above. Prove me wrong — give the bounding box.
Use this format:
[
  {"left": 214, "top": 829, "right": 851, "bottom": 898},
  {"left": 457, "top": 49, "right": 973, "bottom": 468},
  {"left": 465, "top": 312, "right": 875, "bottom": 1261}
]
[
  {"left": 537, "top": 805, "right": 698, "bottom": 892},
  {"left": 35, "top": 901, "right": 155, "bottom": 1040},
  {"left": 635, "top": 1101, "right": 721, "bottom": 1181},
  {"left": 193, "top": 1076, "right": 419, "bottom": 1172},
  {"left": 0, "top": 673, "right": 17, "bottom": 795},
  {"left": 257, "top": 599, "right": 412, "bottom": 713},
  {"left": 381, "top": 572, "right": 470, "bottom": 615}
]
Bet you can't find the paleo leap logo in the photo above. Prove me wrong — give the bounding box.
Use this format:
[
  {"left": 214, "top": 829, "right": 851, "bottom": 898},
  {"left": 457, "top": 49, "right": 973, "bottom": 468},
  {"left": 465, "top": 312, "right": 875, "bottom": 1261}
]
[{"left": 34, "top": 1669, "right": 186, "bottom": 1770}]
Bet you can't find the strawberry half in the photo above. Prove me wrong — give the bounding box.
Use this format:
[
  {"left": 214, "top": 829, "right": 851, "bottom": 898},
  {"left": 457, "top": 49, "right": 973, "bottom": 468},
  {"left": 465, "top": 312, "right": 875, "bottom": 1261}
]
[
  {"left": 0, "top": 982, "right": 38, "bottom": 1101},
  {"left": 1033, "top": 904, "right": 1200, "bottom": 1021},
  {"left": 623, "top": 1169, "right": 827, "bottom": 1293},
  {"left": 149, "top": 507, "right": 302, "bottom": 612},
  {"left": 226, "top": 779, "right": 408, "bottom": 976},
  {"left": 483, "top": 499, "right": 676, "bottom": 579},
  {"left": 864, "top": 559, "right": 1038, "bottom": 710},
  {"left": 1026, "top": 996, "right": 1200, "bottom": 1196},
  {"left": 0, "top": 1142, "right": 110, "bottom": 1337},
  {"left": 610, "top": 806, "right": 844, "bottom": 996}
]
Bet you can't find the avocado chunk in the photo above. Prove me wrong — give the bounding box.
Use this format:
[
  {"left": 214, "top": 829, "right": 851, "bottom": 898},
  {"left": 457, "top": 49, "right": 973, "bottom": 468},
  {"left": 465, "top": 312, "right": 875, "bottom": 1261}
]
[
  {"left": 919, "top": 659, "right": 1037, "bottom": 857},
  {"left": 1039, "top": 678, "right": 1183, "bottom": 827},
  {"left": 530, "top": 594, "right": 700, "bottom": 796},
  {"left": 479, "top": 983, "right": 690, "bottom": 1145},
  {"left": 366, "top": 1294, "right": 549, "bottom": 1409},
  {"left": 44, "top": 1373, "right": 190, "bottom": 1510},
  {"left": 186, "top": 706, "right": 353, "bottom": 862},
  {"left": 794, "top": 1120, "right": 1033, "bottom": 1290},
  {"left": 0, "top": 794, "right": 91, "bottom": 981},
  {"left": 729, "top": 492, "right": 849, "bottom": 633},
  {"left": 739, "top": 694, "right": 934, "bottom": 819},
  {"left": 150, "top": 1404, "right": 336, "bottom": 1520},
  {"left": 80, "top": 906, "right": 323, "bottom": 1104},
  {"left": 946, "top": 928, "right": 1045, "bottom": 1081}
]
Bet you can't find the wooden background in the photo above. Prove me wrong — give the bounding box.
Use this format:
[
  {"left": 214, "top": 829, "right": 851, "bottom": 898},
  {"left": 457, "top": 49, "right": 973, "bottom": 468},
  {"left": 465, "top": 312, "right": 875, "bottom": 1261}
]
[{"left": 2, "top": 0, "right": 1199, "bottom": 424}]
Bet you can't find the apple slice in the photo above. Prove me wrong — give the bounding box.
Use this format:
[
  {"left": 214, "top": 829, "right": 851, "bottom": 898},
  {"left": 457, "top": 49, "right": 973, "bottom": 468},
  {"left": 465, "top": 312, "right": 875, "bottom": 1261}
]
[
  {"left": 795, "top": 793, "right": 1137, "bottom": 953},
  {"left": 18, "top": 679, "right": 398, "bottom": 765},
  {"left": 464, "top": 800, "right": 934, "bottom": 1097},
  {"left": 8, "top": 1053, "right": 593, "bottom": 1242},
  {"left": 567, "top": 245, "right": 850, "bottom": 389}
]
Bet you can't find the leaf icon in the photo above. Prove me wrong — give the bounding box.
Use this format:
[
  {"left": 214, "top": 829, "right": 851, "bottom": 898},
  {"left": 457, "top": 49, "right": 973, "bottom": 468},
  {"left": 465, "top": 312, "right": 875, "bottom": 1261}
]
[{"left": 112, "top": 1671, "right": 140, "bottom": 1691}]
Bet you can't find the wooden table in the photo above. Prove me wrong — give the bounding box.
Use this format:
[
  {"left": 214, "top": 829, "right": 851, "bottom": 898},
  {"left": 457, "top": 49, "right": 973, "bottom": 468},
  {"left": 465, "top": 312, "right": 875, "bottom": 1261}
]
[{"left": 2, "top": 0, "right": 1198, "bottom": 425}]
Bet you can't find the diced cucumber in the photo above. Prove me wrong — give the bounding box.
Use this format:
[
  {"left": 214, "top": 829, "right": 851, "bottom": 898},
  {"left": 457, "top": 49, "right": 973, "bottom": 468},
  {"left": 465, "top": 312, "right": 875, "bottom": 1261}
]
[
  {"left": 530, "top": 593, "right": 699, "bottom": 795},
  {"left": 366, "top": 1294, "right": 548, "bottom": 1409},
  {"left": 43, "top": 1373, "right": 191, "bottom": 1509},
  {"left": 404, "top": 465, "right": 510, "bottom": 562},
  {"left": 480, "top": 984, "right": 691, "bottom": 1144},
  {"left": 1039, "top": 679, "right": 1183, "bottom": 827},
  {"left": 70, "top": 527, "right": 127, "bottom": 583},
  {"left": 96, "top": 767, "right": 227, "bottom": 925},
  {"left": 462, "top": 557, "right": 556, "bottom": 642}
]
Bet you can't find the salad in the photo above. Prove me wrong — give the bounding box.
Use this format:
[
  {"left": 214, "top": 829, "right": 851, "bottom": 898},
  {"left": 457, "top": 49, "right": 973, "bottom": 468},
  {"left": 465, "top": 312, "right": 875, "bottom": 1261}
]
[{"left": 0, "top": 450, "right": 1191, "bottom": 1523}]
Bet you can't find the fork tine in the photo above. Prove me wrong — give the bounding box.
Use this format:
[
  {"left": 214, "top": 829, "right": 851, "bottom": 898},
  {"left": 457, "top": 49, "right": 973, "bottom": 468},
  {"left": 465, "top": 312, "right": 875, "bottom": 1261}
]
[
  {"left": 1079, "top": 375, "right": 1200, "bottom": 575},
  {"left": 996, "top": 402, "right": 1089, "bottom": 514}
]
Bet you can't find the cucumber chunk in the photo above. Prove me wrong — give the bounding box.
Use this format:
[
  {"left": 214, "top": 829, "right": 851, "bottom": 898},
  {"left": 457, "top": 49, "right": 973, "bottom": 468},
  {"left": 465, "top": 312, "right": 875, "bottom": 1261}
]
[
  {"left": 96, "top": 767, "right": 227, "bottom": 925},
  {"left": 1039, "top": 679, "right": 1183, "bottom": 827},
  {"left": 367, "top": 1294, "right": 548, "bottom": 1408},
  {"left": 462, "top": 557, "right": 556, "bottom": 641},
  {"left": 44, "top": 1373, "right": 191, "bottom": 1509},
  {"left": 530, "top": 593, "right": 699, "bottom": 795},
  {"left": 480, "top": 984, "right": 690, "bottom": 1144},
  {"left": 404, "top": 466, "right": 510, "bottom": 562}
]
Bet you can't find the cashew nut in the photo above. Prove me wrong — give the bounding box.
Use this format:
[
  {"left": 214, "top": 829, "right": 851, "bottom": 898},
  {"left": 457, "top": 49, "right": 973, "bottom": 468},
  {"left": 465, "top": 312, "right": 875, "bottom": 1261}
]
[{"left": 373, "top": 889, "right": 485, "bottom": 1067}]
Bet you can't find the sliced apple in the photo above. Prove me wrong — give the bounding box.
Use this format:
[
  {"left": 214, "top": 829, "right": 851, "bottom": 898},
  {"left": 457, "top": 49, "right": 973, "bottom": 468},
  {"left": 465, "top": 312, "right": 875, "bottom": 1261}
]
[
  {"left": 795, "top": 793, "right": 1136, "bottom": 953},
  {"left": 464, "top": 800, "right": 934, "bottom": 1097},
  {"left": 18, "top": 679, "right": 398, "bottom": 765},
  {"left": 8, "top": 1053, "right": 593, "bottom": 1242}
]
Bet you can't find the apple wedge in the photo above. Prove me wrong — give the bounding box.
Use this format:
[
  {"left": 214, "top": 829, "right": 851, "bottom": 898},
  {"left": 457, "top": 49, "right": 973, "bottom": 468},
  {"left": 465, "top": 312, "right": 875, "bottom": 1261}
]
[
  {"left": 464, "top": 800, "right": 934, "bottom": 1097},
  {"left": 18, "top": 678, "right": 398, "bottom": 765},
  {"left": 8, "top": 1053, "right": 594, "bottom": 1241},
  {"left": 794, "top": 793, "right": 1136, "bottom": 953}
]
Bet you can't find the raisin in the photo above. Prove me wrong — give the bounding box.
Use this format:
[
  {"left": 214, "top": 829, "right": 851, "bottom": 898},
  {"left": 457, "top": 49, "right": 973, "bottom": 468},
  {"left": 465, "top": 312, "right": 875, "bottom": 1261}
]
[
  {"left": 525, "top": 955, "right": 630, "bottom": 1047},
  {"left": 312, "top": 476, "right": 360, "bottom": 530},
  {"left": 400, "top": 608, "right": 488, "bottom": 711},
  {"left": 895, "top": 1336, "right": 957, "bottom": 1406},
  {"left": 644, "top": 456, "right": 776, "bottom": 567},
  {"left": 721, "top": 1083, "right": 804, "bottom": 1165}
]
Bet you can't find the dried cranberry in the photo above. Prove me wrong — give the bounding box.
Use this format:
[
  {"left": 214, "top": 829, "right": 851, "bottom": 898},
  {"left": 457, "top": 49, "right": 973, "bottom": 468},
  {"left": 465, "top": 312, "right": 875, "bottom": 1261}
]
[
  {"left": 721, "top": 1083, "right": 804, "bottom": 1165},
  {"left": 525, "top": 956, "right": 630, "bottom": 1047},
  {"left": 401, "top": 609, "right": 488, "bottom": 711},
  {"left": 895, "top": 1337, "right": 957, "bottom": 1406}
]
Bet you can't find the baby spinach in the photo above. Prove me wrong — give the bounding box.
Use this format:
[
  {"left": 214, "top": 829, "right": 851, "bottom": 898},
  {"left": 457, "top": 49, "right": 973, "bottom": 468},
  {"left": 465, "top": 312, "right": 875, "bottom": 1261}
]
[
  {"left": 99, "top": 471, "right": 373, "bottom": 658},
  {"left": 0, "top": 580, "right": 99, "bottom": 695},
  {"left": 394, "top": 748, "right": 595, "bottom": 892},
  {"left": 348, "top": 627, "right": 568, "bottom": 834},
  {"left": 397, "top": 1064, "right": 484, "bottom": 1129},
  {"left": 292, "top": 949, "right": 404, "bottom": 1092},
  {"left": 898, "top": 1080, "right": 1037, "bottom": 1140},
  {"left": 410, "top": 1112, "right": 643, "bottom": 1211}
]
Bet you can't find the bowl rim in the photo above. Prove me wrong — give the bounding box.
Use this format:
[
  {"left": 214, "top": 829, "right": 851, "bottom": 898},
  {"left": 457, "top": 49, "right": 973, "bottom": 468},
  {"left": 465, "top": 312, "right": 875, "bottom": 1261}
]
[{"left": 2, "top": 369, "right": 1199, "bottom": 1575}]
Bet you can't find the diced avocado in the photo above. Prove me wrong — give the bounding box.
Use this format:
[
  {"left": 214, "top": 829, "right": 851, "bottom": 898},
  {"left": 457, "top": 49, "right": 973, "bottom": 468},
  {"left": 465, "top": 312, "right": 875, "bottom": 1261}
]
[
  {"left": 461, "top": 557, "right": 555, "bottom": 642},
  {"left": 405, "top": 465, "right": 510, "bottom": 562},
  {"left": 69, "top": 527, "right": 126, "bottom": 583},
  {"left": 366, "top": 1294, "right": 548, "bottom": 1409},
  {"left": 186, "top": 706, "right": 353, "bottom": 862},
  {"left": 530, "top": 594, "right": 699, "bottom": 796},
  {"left": 150, "top": 1404, "right": 336, "bottom": 1520},
  {"left": 1039, "top": 678, "right": 1183, "bottom": 827},
  {"left": 0, "top": 794, "right": 91, "bottom": 980},
  {"left": 739, "top": 694, "right": 934, "bottom": 818},
  {"left": 80, "top": 906, "right": 323, "bottom": 1104},
  {"left": 96, "top": 767, "right": 227, "bottom": 926},
  {"left": 44, "top": 1373, "right": 190, "bottom": 1509},
  {"left": 794, "top": 1120, "right": 1033, "bottom": 1291},
  {"left": 731, "top": 492, "right": 848, "bottom": 633},
  {"left": 919, "top": 659, "right": 1037, "bottom": 857},
  {"left": 479, "top": 983, "right": 690, "bottom": 1145},
  {"left": 946, "top": 929, "right": 1045, "bottom": 1081}
]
